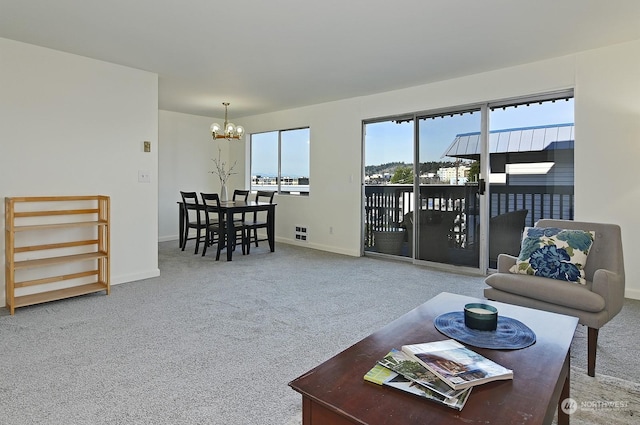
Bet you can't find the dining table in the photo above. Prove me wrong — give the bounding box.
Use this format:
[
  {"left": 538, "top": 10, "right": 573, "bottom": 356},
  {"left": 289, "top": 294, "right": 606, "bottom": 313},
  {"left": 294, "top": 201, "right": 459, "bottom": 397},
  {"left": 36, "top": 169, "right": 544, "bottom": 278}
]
[{"left": 178, "top": 200, "right": 276, "bottom": 261}]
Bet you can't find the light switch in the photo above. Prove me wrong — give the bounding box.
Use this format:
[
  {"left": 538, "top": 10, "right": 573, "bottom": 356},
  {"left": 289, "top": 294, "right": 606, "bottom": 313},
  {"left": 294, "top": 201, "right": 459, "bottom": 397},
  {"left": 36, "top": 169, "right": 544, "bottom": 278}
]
[{"left": 143, "top": 141, "right": 151, "bottom": 152}]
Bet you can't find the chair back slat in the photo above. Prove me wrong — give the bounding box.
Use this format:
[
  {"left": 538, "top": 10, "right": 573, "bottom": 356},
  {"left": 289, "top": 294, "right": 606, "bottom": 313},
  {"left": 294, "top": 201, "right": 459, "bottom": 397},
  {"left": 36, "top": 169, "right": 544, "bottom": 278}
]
[
  {"left": 253, "top": 191, "right": 275, "bottom": 221},
  {"left": 233, "top": 190, "right": 250, "bottom": 201},
  {"left": 200, "top": 192, "right": 224, "bottom": 227}
]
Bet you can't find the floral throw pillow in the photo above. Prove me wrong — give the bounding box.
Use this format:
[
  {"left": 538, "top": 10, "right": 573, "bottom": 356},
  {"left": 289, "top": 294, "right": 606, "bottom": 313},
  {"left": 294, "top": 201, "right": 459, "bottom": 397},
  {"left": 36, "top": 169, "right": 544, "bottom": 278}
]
[{"left": 509, "top": 227, "right": 595, "bottom": 284}]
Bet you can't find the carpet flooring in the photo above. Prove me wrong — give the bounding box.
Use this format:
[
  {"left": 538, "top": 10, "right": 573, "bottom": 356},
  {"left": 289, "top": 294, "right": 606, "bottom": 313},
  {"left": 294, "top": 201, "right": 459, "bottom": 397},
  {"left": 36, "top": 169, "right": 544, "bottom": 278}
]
[
  {"left": 552, "top": 367, "right": 640, "bottom": 424},
  {"left": 1, "top": 241, "right": 638, "bottom": 424}
]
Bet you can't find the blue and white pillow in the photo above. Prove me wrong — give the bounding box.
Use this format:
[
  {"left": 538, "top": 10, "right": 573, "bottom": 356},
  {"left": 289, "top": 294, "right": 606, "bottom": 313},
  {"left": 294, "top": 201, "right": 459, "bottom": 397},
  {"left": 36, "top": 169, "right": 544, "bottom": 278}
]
[{"left": 509, "top": 227, "right": 595, "bottom": 284}]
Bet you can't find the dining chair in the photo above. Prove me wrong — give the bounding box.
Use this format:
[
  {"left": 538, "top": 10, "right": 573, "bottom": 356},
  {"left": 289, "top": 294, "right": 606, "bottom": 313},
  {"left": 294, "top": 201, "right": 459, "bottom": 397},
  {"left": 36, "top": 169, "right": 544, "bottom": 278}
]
[
  {"left": 179, "top": 191, "right": 207, "bottom": 254},
  {"left": 199, "top": 192, "right": 226, "bottom": 260},
  {"left": 243, "top": 190, "right": 275, "bottom": 254},
  {"left": 233, "top": 189, "right": 250, "bottom": 202},
  {"left": 230, "top": 189, "right": 250, "bottom": 252}
]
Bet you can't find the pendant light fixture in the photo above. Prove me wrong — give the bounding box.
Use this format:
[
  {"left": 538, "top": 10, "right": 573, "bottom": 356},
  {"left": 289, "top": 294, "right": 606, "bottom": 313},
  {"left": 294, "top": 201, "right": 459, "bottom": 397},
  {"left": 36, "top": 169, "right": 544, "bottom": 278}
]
[{"left": 210, "top": 102, "right": 244, "bottom": 141}]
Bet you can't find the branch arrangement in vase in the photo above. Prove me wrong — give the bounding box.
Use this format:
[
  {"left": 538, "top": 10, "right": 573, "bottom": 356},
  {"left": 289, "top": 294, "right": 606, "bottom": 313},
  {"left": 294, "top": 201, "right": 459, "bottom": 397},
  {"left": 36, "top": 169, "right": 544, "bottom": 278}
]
[{"left": 210, "top": 146, "right": 237, "bottom": 189}]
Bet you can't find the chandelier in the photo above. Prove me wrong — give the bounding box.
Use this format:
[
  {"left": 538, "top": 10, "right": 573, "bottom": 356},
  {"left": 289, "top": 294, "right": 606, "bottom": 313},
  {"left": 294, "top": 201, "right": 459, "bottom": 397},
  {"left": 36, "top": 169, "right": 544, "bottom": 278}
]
[{"left": 210, "top": 102, "right": 244, "bottom": 141}]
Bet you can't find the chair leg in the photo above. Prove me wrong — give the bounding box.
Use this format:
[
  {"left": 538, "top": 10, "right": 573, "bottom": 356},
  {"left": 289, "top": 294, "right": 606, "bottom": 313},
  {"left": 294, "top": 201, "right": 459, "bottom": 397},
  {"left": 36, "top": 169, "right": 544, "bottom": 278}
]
[
  {"left": 215, "top": 233, "right": 223, "bottom": 261},
  {"left": 181, "top": 227, "right": 188, "bottom": 251},
  {"left": 588, "top": 327, "right": 598, "bottom": 377},
  {"left": 194, "top": 227, "right": 202, "bottom": 254},
  {"left": 245, "top": 228, "right": 251, "bottom": 255},
  {"left": 253, "top": 228, "right": 259, "bottom": 247},
  {"left": 201, "top": 229, "right": 208, "bottom": 257}
]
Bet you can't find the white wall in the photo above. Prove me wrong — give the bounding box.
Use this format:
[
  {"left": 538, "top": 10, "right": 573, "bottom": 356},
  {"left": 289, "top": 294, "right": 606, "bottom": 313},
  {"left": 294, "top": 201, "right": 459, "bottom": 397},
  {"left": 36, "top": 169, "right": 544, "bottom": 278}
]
[
  {"left": 231, "top": 55, "right": 577, "bottom": 258},
  {"left": 158, "top": 40, "right": 640, "bottom": 299},
  {"left": 0, "top": 38, "right": 160, "bottom": 306},
  {"left": 158, "top": 110, "right": 225, "bottom": 242}
]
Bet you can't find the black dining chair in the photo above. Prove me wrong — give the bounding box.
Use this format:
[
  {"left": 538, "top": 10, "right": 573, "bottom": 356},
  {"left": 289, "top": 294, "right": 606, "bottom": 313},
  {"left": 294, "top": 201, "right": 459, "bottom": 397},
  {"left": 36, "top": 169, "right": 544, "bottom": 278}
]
[
  {"left": 230, "top": 189, "right": 250, "bottom": 252},
  {"left": 232, "top": 189, "right": 250, "bottom": 202},
  {"left": 243, "top": 190, "right": 275, "bottom": 254},
  {"left": 179, "top": 191, "right": 207, "bottom": 254},
  {"left": 200, "top": 192, "right": 227, "bottom": 260}
]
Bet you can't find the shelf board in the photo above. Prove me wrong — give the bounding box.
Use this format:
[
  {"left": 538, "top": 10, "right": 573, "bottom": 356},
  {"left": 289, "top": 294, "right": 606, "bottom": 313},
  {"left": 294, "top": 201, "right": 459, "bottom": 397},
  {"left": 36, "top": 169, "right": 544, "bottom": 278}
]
[
  {"left": 15, "top": 208, "right": 99, "bottom": 218},
  {"left": 15, "top": 270, "right": 99, "bottom": 288},
  {"left": 14, "top": 251, "right": 108, "bottom": 269},
  {"left": 15, "top": 239, "right": 98, "bottom": 253},
  {"left": 12, "top": 220, "right": 108, "bottom": 232},
  {"left": 11, "top": 282, "right": 109, "bottom": 309}
]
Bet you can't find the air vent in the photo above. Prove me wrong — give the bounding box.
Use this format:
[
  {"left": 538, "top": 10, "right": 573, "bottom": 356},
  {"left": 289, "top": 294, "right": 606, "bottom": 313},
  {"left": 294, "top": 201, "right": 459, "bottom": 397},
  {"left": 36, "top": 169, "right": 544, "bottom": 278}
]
[{"left": 295, "top": 225, "right": 308, "bottom": 242}]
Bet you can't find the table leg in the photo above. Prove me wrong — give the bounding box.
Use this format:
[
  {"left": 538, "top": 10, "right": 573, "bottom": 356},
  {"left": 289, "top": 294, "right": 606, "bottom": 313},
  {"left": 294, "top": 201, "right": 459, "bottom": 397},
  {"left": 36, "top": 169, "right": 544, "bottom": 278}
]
[
  {"left": 178, "top": 204, "right": 185, "bottom": 248},
  {"left": 558, "top": 357, "right": 571, "bottom": 425},
  {"left": 267, "top": 205, "right": 275, "bottom": 252},
  {"left": 226, "top": 211, "right": 234, "bottom": 261}
]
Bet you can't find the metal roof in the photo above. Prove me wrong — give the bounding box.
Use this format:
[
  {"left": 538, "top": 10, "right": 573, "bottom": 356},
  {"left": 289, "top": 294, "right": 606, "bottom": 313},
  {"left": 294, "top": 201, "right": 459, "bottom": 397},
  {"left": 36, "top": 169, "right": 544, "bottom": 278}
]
[{"left": 441, "top": 123, "right": 574, "bottom": 159}]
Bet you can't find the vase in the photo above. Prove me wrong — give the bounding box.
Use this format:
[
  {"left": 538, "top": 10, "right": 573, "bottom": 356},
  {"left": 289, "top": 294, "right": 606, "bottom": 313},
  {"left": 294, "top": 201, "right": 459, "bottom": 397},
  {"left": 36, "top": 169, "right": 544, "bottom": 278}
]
[{"left": 220, "top": 183, "right": 228, "bottom": 202}]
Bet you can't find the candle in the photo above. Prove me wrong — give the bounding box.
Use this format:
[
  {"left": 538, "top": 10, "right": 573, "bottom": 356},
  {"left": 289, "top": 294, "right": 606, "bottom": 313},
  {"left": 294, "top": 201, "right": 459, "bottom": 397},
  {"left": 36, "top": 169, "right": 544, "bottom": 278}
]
[
  {"left": 464, "top": 303, "right": 498, "bottom": 331},
  {"left": 467, "top": 307, "right": 493, "bottom": 315}
]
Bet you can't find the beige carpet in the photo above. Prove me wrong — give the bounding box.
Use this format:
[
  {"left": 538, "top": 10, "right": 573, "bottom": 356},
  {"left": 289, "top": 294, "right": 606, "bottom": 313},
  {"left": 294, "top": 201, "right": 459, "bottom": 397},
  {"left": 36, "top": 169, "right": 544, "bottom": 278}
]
[
  {"left": 2, "top": 242, "right": 639, "bottom": 424},
  {"left": 553, "top": 367, "right": 640, "bottom": 425}
]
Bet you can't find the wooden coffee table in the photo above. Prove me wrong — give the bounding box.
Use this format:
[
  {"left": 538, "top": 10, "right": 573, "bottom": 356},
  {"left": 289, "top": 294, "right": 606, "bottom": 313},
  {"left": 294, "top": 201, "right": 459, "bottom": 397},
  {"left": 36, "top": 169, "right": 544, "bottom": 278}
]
[{"left": 289, "top": 292, "right": 578, "bottom": 425}]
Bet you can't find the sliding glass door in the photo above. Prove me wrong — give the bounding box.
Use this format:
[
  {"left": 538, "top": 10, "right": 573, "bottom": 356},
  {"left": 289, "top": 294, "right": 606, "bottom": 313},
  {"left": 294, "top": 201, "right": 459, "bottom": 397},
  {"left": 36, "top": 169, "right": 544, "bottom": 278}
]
[
  {"left": 363, "top": 117, "right": 414, "bottom": 258},
  {"left": 363, "top": 91, "right": 575, "bottom": 273},
  {"left": 363, "top": 111, "right": 482, "bottom": 267},
  {"left": 416, "top": 110, "right": 481, "bottom": 267}
]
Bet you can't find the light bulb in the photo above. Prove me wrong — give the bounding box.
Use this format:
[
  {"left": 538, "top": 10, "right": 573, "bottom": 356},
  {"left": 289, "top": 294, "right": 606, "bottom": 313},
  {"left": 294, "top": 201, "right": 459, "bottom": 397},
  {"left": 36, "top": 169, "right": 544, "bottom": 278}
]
[
  {"left": 211, "top": 123, "right": 221, "bottom": 133},
  {"left": 226, "top": 122, "right": 236, "bottom": 134},
  {"left": 236, "top": 126, "right": 245, "bottom": 137}
]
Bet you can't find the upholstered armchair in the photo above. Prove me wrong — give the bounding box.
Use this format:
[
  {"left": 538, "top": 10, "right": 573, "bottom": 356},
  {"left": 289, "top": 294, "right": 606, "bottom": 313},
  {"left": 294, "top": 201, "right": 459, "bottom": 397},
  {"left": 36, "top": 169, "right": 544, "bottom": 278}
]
[{"left": 484, "top": 219, "right": 625, "bottom": 376}]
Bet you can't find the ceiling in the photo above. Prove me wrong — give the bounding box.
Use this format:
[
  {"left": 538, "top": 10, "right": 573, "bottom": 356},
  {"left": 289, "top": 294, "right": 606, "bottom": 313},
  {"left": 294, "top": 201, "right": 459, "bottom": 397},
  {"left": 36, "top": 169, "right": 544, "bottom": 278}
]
[{"left": 2, "top": 1, "right": 640, "bottom": 119}]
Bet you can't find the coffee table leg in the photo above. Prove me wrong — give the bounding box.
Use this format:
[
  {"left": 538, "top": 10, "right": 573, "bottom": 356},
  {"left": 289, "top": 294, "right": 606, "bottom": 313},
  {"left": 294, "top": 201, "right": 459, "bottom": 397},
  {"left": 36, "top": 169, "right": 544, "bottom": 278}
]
[{"left": 558, "top": 363, "right": 570, "bottom": 425}]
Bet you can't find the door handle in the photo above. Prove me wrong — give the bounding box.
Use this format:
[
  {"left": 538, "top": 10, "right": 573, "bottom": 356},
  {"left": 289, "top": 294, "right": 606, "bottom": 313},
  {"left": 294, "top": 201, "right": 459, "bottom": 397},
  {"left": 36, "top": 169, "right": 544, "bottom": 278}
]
[{"left": 478, "top": 178, "right": 486, "bottom": 195}]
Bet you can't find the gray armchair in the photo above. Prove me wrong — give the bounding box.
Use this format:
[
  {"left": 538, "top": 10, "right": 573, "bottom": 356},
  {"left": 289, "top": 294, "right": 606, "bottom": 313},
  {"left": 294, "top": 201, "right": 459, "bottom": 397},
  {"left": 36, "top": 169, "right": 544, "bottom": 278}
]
[{"left": 484, "top": 219, "right": 625, "bottom": 376}]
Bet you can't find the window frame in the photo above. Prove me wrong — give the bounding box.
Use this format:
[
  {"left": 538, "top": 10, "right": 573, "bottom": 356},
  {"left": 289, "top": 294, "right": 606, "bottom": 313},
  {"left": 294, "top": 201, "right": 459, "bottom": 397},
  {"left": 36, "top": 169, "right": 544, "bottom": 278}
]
[{"left": 249, "top": 126, "right": 310, "bottom": 196}]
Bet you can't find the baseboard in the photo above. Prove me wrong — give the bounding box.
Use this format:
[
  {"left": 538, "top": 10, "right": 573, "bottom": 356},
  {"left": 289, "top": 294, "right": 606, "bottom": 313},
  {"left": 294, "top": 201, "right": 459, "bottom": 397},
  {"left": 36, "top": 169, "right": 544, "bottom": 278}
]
[
  {"left": 159, "top": 234, "right": 179, "bottom": 243},
  {"left": 112, "top": 269, "right": 161, "bottom": 285},
  {"left": 625, "top": 287, "right": 640, "bottom": 300},
  {"left": 275, "top": 237, "right": 360, "bottom": 257}
]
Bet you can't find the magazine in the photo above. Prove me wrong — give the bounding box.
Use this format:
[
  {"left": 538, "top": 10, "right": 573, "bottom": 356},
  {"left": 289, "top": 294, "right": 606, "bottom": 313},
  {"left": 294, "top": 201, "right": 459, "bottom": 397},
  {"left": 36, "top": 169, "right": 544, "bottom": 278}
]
[
  {"left": 401, "top": 339, "right": 513, "bottom": 390},
  {"left": 377, "top": 349, "right": 467, "bottom": 399},
  {"left": 364, "top": 363, "right": 472, "bottom": 411}
]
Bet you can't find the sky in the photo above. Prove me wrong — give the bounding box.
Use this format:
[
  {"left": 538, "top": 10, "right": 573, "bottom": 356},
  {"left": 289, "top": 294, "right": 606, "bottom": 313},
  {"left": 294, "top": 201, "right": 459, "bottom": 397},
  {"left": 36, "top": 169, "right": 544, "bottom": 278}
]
[
  {"left": 249, "top": 98, "right": 575, "bottom": 176},
  {"left": 250, "top": 128, "right": 310, "bottom": 177},
  {"left": 365, "top": 98, "right": 574, "bottom": 166}
]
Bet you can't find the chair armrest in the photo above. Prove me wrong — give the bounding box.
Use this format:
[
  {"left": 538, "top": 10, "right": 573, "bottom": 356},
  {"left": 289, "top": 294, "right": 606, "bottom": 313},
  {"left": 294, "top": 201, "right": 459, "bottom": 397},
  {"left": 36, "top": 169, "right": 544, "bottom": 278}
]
[
  {"left": 496, "top": 254, "right": 518, "bottom": 273},
  {"left": 591, "top": 269, "right": 625, "bottom": 318}
]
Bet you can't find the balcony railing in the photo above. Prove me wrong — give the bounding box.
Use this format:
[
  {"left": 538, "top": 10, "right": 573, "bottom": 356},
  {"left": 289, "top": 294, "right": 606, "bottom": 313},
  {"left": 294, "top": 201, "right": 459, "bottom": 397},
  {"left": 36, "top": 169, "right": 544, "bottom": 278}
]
[{"left": 364, "top": 183, "right": 574, "bottom": 250}]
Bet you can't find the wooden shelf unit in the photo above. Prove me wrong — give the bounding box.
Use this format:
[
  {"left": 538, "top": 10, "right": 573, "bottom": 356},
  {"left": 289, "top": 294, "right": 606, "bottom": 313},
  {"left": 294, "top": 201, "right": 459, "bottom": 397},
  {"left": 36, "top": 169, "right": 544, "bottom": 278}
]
[{"left": 5, "top": 195, "right": 110, "bottom": 315}]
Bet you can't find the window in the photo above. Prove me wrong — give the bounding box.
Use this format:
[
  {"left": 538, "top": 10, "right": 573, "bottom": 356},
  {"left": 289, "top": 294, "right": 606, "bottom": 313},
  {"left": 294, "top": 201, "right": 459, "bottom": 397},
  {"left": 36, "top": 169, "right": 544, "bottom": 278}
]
[{"left": 250, "top": 127, "right": 310, "bottom": 195}]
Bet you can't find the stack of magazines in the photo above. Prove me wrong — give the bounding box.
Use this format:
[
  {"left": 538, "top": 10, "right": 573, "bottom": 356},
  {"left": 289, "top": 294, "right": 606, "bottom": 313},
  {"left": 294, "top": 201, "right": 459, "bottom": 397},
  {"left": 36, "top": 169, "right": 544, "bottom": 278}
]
[{"left": 364, "top": 339, "right": 513, "bottom": 410}]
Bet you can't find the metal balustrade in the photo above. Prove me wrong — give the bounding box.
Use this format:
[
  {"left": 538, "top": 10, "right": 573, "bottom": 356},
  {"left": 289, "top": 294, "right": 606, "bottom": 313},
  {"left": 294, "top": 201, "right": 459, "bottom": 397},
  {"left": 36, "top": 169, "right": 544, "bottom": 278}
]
[{"left": 364, "top": 183, "right": 574, "bottom": 252}]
